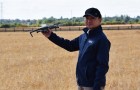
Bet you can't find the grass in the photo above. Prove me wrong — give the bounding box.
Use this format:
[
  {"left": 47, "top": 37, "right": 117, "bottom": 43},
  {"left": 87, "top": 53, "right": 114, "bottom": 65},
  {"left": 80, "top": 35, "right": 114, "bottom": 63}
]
[{"left": 0, "top": 30, "right": 140, "bottom": 90}]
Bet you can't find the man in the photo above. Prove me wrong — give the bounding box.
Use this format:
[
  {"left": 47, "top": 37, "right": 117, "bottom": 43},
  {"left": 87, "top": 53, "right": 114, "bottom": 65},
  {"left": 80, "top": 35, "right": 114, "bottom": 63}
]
[{"left": 42, "top": 7, "right": 111, "bottom": 90}]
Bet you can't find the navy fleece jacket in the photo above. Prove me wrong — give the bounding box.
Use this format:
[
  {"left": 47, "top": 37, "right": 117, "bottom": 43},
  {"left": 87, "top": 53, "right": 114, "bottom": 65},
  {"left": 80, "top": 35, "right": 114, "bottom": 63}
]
[{"left": 48, "top": 26, "right": 111, "bottom": 90}]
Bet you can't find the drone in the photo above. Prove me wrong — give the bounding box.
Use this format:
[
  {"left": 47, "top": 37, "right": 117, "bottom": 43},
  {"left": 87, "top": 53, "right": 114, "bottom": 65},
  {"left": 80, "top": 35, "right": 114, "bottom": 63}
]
[{"left": 30, "top": 24, "right": 59, "bottom": 37}]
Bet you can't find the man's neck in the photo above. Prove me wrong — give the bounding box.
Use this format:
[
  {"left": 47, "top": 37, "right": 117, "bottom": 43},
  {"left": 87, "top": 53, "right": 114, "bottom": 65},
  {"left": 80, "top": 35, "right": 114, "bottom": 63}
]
[{"left": 89, "top": 25, "right": 101, "bottom": 30}]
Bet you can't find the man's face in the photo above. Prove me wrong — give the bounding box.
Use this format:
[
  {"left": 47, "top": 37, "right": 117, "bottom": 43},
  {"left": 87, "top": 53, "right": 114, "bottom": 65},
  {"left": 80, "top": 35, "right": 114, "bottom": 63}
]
[{"left": 85, "top": 15, "right": 102, "bottom": 29}]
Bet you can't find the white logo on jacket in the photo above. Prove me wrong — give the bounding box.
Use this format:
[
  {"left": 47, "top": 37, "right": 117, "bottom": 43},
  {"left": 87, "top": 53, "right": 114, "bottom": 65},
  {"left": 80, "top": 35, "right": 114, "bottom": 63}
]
[{"left": 88, "top": 40, "right": 93, "bottom": 44}]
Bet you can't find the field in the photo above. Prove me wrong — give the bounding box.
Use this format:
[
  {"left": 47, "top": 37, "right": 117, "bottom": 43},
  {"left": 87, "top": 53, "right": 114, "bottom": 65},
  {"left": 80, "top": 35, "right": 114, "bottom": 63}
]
[{"left": 0, "top": 30, "right": 140, "bottom": 90}]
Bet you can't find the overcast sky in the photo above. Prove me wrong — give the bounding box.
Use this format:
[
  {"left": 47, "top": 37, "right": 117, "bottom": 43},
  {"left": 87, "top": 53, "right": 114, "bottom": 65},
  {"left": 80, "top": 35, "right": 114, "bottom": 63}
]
[{"left": 0, "top": 0, "right": 140, "bottom": 19}]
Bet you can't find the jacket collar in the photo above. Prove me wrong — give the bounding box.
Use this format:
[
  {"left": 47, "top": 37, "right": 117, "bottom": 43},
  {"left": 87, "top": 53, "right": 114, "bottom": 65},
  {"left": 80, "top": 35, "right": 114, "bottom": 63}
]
[{"left": 83, "top": 25, "right": 103, "bottom": 37}]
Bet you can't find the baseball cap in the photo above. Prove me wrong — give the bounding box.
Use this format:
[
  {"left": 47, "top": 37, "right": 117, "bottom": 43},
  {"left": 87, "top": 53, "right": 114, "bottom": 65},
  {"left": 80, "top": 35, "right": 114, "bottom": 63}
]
[{"left": 83, "top": 8, "right": 102, "bottom": 18}]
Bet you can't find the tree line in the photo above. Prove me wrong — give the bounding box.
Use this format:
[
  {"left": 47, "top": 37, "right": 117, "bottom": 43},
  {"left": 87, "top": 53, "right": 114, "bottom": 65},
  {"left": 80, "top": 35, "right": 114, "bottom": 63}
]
[{"left": 0, "top": 15, "right": 140, "bottom": 28}]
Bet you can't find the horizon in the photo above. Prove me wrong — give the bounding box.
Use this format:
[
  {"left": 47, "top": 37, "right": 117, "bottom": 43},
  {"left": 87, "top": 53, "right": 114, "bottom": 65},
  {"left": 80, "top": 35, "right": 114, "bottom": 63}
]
[{"left": 0, "top": 15, "right": 140, "bottom": 20}]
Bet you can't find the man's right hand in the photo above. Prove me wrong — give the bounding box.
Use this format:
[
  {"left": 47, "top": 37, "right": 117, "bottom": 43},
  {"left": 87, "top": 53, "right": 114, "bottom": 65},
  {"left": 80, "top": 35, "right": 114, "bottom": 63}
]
[{"left": 42, "top": 29, "right": 52, "bottom": 38}]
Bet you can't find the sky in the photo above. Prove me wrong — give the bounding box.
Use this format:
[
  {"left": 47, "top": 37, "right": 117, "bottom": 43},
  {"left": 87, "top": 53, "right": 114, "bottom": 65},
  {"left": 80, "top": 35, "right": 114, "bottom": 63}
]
[{"left": 0, "top": 0, "right": 140, "bottom": 19}]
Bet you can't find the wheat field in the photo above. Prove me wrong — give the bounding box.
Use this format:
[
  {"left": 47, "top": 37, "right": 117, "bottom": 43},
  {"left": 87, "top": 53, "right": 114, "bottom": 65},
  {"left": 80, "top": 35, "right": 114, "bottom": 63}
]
[{"left": 0, "top": 30, "right": 140, "bottom": 90}]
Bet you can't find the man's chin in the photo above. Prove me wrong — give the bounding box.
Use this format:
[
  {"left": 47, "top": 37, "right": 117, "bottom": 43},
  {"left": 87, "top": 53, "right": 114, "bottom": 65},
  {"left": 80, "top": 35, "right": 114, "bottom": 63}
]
[
  {"left": 87, "top": 26, "right": 95, "bottom": 29},
  {"left": 87, "top": 25, "right": 100, "bottom": 29}
]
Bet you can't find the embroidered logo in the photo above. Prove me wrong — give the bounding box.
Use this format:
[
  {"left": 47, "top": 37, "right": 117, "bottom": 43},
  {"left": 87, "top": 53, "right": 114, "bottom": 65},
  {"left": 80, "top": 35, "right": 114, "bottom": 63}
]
[{"left": 88, "top": 40, "right": 93, "bottom": 44}]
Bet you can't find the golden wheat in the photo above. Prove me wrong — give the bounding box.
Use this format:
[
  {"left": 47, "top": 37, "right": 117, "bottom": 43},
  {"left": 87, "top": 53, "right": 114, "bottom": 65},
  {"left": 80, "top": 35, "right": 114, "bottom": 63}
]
[{"left": 0, "top": 30, "right": 139, "bottom": 90}]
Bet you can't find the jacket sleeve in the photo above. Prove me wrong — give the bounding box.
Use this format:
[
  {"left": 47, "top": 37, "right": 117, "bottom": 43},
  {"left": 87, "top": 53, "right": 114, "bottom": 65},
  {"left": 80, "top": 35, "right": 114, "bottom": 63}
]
[
  {"left": 93, "top": 38, "right": 111, "bottom": 90},
  {"left": 48, "top": 32, "right": 79, "bottom": 52}
]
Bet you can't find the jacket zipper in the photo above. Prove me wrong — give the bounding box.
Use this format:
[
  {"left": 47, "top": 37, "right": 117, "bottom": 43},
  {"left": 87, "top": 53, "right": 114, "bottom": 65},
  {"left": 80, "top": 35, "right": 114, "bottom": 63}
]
[{"left": 79, "top": 37, "right": 88, "bottom": 60}]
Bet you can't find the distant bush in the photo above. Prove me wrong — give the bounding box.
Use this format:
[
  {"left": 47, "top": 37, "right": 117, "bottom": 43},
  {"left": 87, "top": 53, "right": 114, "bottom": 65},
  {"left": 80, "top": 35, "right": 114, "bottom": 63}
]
[
  {"left": 0, "top": 24, "right": 11, "bottom": 28},
  {"left": 0, "top": 15, "right": 140, "bottom": 27}
]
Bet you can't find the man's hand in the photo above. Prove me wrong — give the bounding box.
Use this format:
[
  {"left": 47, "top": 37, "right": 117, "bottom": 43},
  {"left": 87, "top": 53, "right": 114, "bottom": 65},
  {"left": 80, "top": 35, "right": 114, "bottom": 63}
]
[{"left": 42, "top": 29, "right": 52, "bottom": 38}]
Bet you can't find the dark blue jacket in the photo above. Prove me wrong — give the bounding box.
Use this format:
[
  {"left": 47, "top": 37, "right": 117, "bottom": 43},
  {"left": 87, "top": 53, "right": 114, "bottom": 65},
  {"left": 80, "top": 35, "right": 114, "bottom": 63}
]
[{"left": 48, "top": 25, "right": 111, "bottom": 90}]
